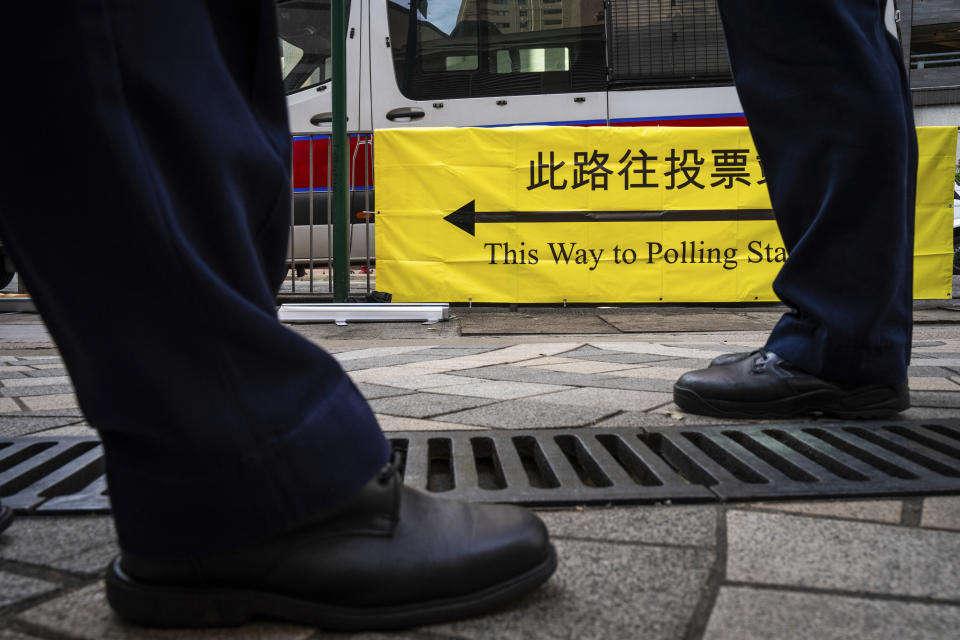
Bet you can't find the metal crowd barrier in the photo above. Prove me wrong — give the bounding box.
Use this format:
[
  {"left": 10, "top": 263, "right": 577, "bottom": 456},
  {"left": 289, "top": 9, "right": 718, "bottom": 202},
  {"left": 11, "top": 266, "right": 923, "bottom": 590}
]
[
  {"left": 285, "top": 132, "right": 375, "bottom": 298},
  {"left": 911, "top": 52, "right": 960, "bottom": 70}
]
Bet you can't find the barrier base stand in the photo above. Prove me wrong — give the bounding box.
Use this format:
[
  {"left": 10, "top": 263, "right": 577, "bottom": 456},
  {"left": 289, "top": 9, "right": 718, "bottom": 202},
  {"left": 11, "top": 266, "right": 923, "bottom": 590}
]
[
  {"left": 278, "top": 303, "right": 449, "bottom": 324},
  {"left": 0, "top": 295, "right": 35, "bottom": 313}
]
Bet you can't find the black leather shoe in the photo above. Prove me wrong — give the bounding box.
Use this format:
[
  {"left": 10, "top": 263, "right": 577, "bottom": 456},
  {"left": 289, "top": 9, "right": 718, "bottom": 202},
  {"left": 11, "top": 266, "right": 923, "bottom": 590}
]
[
  {"left": 674, "top": 350, "right": 909, "bottom": 419},
  {"left": 0, "top": 500, "right": 13, "bottom": 534},
  {"left": 106, "top": 454, "right": 556, "bottom": 631}
]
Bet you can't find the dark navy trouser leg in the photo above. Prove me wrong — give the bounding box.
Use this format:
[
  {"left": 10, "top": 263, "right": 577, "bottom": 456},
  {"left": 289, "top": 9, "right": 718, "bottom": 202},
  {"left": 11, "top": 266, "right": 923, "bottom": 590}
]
[
  {"left": 717, "top": 0, "right": 917, "bottom": 385},
  {"left": 0, "top": 1, "right": 389, "bottom": 557}
]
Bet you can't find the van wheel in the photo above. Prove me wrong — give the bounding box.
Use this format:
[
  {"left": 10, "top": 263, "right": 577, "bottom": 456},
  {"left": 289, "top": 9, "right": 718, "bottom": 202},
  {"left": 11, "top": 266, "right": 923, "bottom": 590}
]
[
  {"left": 0, "top": 267, "right": 13, "bottom": 290},
  {"left": 0, "top": 249, "right": 13, "bottom": 290}
]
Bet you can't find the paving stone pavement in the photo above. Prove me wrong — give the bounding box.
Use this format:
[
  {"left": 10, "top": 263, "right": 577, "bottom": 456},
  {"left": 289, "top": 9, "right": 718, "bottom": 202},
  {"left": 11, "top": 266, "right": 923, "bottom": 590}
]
[{"left": 2, "top": 314, "right": 960, "bottom": 638}]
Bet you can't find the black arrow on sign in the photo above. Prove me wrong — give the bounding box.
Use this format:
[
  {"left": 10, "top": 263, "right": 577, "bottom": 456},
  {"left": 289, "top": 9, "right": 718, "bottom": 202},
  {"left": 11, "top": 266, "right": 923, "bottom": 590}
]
[
  {"left": 443, "top": 201, "right": 775, "bottom": 236},
  {"left": 443, "top": 201, "right": 480, "bottom": 236}
]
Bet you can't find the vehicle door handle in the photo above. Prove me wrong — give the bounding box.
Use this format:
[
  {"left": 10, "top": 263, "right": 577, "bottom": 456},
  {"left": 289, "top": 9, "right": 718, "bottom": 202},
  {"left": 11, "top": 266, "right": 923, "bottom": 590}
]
[
  {"left": 310, "top": 112, "right": 349, "bottom": 126},
  {"left": 386, "top": 107, "right": 425, "bottom": 121}
]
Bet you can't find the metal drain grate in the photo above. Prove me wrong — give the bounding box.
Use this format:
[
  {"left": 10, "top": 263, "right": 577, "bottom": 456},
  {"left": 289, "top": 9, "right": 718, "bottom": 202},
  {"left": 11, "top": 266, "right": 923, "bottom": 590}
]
[
  {"left": 5, "top": 422, "right": 960, "bottom": 513},
  {"left": 392, "top": 421, "right": 960, "bottom": 504},
  {"left": 0, "top": 437, "right": 107, "bottom": 512}
]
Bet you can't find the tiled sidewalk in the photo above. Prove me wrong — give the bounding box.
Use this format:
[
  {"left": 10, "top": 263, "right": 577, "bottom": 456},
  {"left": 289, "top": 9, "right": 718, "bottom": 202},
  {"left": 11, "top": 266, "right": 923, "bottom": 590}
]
[
  {"left": 7, "top": 332, "right": 960, "bottom": 436},
  {"left": 2, "top": 326, "right": 960, "bottom": 639},
  {"left": 3, "top": 499, "right": 960, "bottom": 639},
  {"left": 339, "top": 332, "right": 960, "bottom": 432}
]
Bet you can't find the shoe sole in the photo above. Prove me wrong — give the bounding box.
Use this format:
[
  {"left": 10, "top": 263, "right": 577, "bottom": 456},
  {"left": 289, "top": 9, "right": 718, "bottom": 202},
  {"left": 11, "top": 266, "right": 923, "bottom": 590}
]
[
  {"left": 0, "top": 505, "right": 12, "bottom": 534},
  {"left": 673, "top": 384, "right": 909, "bottom": 420},
  {"left": 105, "top": 544, "right": 558, "bottom": 630}
]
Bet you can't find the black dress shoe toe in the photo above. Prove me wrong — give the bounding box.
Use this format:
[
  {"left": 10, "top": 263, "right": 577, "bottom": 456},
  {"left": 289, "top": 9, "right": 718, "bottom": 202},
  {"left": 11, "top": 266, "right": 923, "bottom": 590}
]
[
  {"left": 106, "top": 454, "right": 556, "bottom": 630},
  {"left": 674, "top": 350, "right": 909, "bottom": 419},
  {"left": 709, "top": 350, "right": 758, "bottom": 367}
]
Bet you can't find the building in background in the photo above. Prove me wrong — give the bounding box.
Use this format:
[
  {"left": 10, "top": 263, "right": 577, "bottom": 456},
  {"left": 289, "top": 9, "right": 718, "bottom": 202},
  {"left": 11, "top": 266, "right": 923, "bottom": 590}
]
[
  {"left": 456, "top": 0, "right": 604, "bottom": 34},
  {"left": 899, "top": 0, "right": 960, "bottom": 130}
]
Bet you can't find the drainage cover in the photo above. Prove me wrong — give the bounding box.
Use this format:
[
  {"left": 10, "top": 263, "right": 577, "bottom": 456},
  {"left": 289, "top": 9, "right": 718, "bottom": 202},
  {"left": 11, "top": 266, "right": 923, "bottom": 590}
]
[
  {"left": 0, "top": 437, "right": 107, "bottom": 512},
  {"left": 4, "top": 421, "right": 960, "bottom": 513}
]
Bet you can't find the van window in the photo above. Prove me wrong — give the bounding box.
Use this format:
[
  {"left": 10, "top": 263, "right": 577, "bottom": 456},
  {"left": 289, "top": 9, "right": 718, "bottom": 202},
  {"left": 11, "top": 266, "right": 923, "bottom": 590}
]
[
  {"left": 387, "top": 0, "right": 606, "bottom": 100},
  {"left": 277, "top": 0, "right": 352, "bottom": 94},
  {"left": 607, "top": 0, "right": 731, "bottom": 87}
]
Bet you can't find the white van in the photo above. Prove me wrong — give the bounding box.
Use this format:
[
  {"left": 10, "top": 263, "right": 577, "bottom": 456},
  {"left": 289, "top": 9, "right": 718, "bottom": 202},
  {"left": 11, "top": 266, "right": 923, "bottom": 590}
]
[{"left": 277, "top": 0, "right": 745, "bottom": 264}]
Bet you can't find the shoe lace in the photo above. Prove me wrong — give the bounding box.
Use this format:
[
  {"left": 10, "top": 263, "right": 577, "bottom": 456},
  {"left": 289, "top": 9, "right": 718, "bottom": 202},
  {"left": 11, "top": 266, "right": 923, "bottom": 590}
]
[
  {"left": 750, "top": 348, "right": 771, "bottom": 373},
  {"left": 376, "top": 450, "right": 404, "bottom": 486}
]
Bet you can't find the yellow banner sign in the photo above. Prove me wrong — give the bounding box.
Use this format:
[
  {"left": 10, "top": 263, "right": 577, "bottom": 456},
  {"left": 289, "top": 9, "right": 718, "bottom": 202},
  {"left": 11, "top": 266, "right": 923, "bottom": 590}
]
[{"left": 375, "top": 126, "right": 955, "bottom": 303}]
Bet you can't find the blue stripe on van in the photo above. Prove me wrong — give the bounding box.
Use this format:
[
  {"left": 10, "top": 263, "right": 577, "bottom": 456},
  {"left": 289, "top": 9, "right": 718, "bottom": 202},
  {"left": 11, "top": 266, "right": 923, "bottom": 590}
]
[
  {"left": 293, "top": 186, "right": 373, "bottom": 193},
  {"left": 477, "top": 113, "right": 745, "bottom": 127},
  {"left": 483, "top": 118, "right": 608, "bottom": 127},
  {"left": 291, "top": 134, "right": 370, "bottom": 138},
  {"left": 609, "top": 112, "right": 745, "bottom": 124}
]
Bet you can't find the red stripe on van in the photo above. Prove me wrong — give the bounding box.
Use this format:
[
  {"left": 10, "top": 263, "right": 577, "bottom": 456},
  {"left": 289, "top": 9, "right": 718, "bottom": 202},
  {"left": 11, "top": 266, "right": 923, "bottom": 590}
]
[
  {"left": 292, "top": 135, "right": 372, "bottom": 190},
  {"left": 612, "top": 116, "right": 748, "bottom": 127}
]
